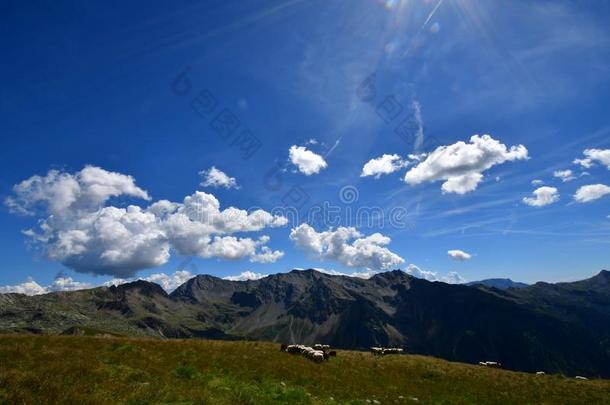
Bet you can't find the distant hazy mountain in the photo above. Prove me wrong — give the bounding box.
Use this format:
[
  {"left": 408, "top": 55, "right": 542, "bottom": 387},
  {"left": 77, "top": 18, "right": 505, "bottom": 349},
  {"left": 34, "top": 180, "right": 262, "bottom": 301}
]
[
  {"left": 465, "top": 278, "right": 529, "bottom": 289},
  {"left": 1, "top": 269, "right": 609, "bottom": 377}
]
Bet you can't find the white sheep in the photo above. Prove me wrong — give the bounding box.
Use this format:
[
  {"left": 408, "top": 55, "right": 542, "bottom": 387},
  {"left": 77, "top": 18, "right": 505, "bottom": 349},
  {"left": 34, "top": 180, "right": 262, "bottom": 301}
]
[
  {"left": 371, "top": 347, "right": 404, "bottom": 355},
  {"left": 311, "top": 351, "right": 325, "bottom": 362},
  {"left": 478, "top": 361, "right": 502, "bottom": 368}
]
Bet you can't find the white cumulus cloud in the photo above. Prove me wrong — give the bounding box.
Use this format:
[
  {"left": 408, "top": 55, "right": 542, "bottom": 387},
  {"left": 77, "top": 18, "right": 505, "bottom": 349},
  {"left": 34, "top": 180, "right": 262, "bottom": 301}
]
[
  {"left": 6, "top": 167, "right": 287, "bottom": 278},
  {"left": 531, "top": 179, "right": 544, "bottom": 186},
  {"left": 574, "top": 184, "right": 610, "bottom": 203},
  {"left": 523, "top": 186, "right": 560, "bottom": 207},
  {"left": 162, "top": 192, "right": 287, "bottom": 262},
  {"left": 553, "top": 169, "right": 575, "bottom": 182},
  {"left": 0, "top": 265, "right": 469, "bottom": 296},
  {"left": 348, "top": 270, "right": 381, "bottom": 279},
  {"left": 574, "top": 149, "right": 610, "bottom": 170},
  {"left": 5, "top": 165, "right": 150, "bottom": 216},
  {"left": 361, "top": 154, "right": 407, "bottom": 179},
  {"left": 0, "top": 275, "right": 93, "bottom": 295},
  {"left": 250, "top": 246, "right": 285, "bottom": 263},
  {"left": 288, "top": 145, "right": 328, "bottom": 175},
  {"left": 48, "top": 276, "right": 93, "bottom": 292},
  {"left": 289, "top": 224, "right": 404, "bottom": 270},
  {"left": 404, "top": 134, "right": 528, "bottom": 194},
  {"left": 404, "top": 264, "right": 465, "bottom": 284},
  {"left": 139, "top": 270, "right": 194, "bottom": 292},
  {"left": 104, "top": 270, "right": 194, "bottom": 292},
  {"left": 305, "top": 268, "right": 381, "bottom": 279},
  {"left": 293, "top": 266, "right": 464, "bottom": 283},
  {"left": 443, "top": 271, "right": 467, "bottom": 284},
  {"left": 447, "top": 249, "right": 472, "bottom": 261},
  {"left": 199, "top": 166, "right": 239, "bottom": 189},
  {"left": 0, "top": 277, "right": 48, "bottom": 295},
  {"left": 223, "top": 271, "right": 268, "bottom": 281}
]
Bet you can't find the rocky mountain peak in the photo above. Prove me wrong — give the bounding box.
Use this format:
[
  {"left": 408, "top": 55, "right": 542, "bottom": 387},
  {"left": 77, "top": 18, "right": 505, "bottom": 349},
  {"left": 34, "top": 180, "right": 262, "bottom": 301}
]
[{"left": 114, "top": 280, "right": 168, "bottom": 297}]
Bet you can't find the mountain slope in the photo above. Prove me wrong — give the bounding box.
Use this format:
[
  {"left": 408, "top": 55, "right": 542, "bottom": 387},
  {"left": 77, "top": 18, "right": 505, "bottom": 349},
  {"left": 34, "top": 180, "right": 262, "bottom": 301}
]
[
  {"left": 1, "top": 269, "right": 609, "bottom": 377},
  {"left": 501, "top": 270, "right": 610, "bottom": 340},
  {"left": 4, "top": 335, "right": 610, "bottom": 405},
  {"left": 465, "top": 278, "right": 529, "bottom": 289}
]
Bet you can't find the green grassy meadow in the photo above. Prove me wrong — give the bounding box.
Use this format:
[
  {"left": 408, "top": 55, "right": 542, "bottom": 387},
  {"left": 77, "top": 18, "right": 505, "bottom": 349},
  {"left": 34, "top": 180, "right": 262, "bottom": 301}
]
[{"left": 0, "top": 335, "right": 609, "bottom": 404}]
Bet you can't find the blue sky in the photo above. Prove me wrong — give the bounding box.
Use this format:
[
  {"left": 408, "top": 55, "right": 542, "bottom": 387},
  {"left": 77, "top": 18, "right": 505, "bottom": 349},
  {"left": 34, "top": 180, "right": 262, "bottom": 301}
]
[{"left": 1, "top": 0, "right": 610, "bottom": 293}]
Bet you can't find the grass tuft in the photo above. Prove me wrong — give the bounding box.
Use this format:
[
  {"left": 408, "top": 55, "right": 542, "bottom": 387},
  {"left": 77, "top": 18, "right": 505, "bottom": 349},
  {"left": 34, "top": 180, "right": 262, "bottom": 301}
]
[{"left": 173, "top": 364, "right": 201, "bottom": 380}]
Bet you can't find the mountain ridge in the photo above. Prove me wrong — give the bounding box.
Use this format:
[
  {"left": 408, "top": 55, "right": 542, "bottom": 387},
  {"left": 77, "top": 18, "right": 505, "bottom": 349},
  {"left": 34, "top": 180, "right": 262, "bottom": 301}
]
[
  {"left": 1, "top": 268, "right": 610, "bottom": 377},
  {"left": 465, "top": 278, "right": 529, "bottom": 289}
]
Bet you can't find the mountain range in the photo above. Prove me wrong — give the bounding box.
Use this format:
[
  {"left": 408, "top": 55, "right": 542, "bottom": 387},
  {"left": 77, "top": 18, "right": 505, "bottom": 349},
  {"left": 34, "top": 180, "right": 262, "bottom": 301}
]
[{"left": 1, "top": 269, "right": 609, "bottom": 377}]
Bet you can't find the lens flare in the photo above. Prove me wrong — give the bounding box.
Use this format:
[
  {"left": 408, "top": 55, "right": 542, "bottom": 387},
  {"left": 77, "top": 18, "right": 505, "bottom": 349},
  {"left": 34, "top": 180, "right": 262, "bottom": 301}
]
[
  {"left": 384, "top": 39, "right": 399, "bottom": 54},
  {"left": 382, "top": 0, "right": 398, "bottom": 10}
]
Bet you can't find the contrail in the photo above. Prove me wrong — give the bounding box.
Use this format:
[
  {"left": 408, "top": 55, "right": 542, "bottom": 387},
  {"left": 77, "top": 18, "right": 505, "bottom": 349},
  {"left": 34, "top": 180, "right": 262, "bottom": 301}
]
[
  {"left": 402, "top": 0, "right": 445, "bottom": 58},
  {"left": 325, "top": 136, "right": 342, "bottom": 157},
  {"left": 423, "top": 0, "right": 444, "bottom": 28}
]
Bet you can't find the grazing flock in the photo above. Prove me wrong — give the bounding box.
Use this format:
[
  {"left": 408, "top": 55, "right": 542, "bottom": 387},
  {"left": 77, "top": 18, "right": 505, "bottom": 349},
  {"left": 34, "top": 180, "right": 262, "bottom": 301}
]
[
  {"left": 280, "top": 344, "right": 406, "bottom": 363},
  {"left": 280, "top": 345, "right": 593, "bottom": 379},
  {"left": 280, "top": 344, "right": 337, "bottom": 362},
  {"left": 478, "top": 361, "right": 502, "bottom": 368},
  {"left": 279, "top": 344, "right": 592, "bottom": 379},
  {"left": 371, "top": 347, "right": 404, "bottom": 356}
]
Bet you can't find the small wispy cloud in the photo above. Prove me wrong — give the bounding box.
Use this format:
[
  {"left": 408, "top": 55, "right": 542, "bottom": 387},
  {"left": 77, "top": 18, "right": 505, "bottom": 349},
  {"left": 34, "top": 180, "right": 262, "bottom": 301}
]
[
  {"left": 199, "top": 166, "right": 240, "bottom": 189},
  {"left": 553, "top": 169, "right": 575, "bottom": 182},
  {"left": 447, "top": 249, "right": 472, "bottom": 261}
]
